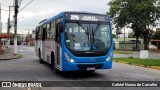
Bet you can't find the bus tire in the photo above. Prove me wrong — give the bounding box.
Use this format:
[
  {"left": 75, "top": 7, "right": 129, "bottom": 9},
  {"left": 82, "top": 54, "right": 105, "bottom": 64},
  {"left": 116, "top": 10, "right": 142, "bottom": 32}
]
[
  {"left": 39, "top": 49, "right": 44, "bottom": 64},
  {"left": 55, "top": 69, "right": 61, "bottom": 74},
  {"left": 51, "top": 52, "right": 61, "bottom": 74},
  {"left": 51, "top": 52, "right": 55, "bottom": 69},
  {"left": 88, "top": 70, "right": 95, "bottom": 73}
]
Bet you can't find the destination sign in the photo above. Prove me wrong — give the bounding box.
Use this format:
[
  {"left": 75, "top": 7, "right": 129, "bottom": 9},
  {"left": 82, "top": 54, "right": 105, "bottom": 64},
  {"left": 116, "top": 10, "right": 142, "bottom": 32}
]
[{"left": 65, "top": 13, "right": 109, "bottom": 22}]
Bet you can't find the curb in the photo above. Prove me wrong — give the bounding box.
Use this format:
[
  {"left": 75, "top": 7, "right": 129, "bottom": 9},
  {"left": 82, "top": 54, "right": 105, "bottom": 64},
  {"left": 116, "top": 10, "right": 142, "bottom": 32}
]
[
  {"left": 113, "top": 60, "right": 160, "bottom": 70},
  {"left": 0, "top": 47, "right": 22, "bottom": 60},
  {"left": 9, "top": 48, "right": 23, "bottom": 59}
]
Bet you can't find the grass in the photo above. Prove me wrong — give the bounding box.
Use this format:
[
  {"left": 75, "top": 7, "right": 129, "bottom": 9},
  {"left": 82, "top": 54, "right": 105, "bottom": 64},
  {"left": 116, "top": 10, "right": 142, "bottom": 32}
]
[
  {"left": 114, "top": 50, "right": 133, "bottom": 54},
  {"left": 114, "top": 57, "right": 160, "bottom": 68}
]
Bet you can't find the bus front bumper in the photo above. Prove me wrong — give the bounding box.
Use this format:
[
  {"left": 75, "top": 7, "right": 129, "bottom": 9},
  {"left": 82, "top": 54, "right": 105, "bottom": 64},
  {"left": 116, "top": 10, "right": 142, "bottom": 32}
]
[{"left": 62, "top": 60, "right": 112, "bottom": 71}]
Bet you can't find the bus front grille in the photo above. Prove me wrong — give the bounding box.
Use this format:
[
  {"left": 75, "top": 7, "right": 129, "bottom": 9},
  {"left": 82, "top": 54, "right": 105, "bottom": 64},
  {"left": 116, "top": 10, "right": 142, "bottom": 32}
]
[{"left": 77, "top": 64, "right": 104, "bottom": 70}]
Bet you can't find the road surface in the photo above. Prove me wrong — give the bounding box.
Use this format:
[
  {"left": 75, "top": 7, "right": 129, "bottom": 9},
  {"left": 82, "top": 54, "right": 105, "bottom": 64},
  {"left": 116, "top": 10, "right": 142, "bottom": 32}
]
[{"left": 0, "top": 45, "right": 160, "bottom": 90}]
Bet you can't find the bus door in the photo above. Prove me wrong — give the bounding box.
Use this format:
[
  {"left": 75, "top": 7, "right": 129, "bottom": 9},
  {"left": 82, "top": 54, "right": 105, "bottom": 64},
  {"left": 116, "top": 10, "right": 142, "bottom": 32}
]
[
  {"left": 42, "top": 27, "right": 46, "bottom": 60},
  {"left": 55, "top": 22, "right": 63, "bottom": 69}
]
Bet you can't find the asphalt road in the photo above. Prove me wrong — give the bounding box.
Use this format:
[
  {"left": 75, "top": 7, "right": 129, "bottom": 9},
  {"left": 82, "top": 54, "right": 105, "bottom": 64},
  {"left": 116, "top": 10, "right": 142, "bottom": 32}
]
[{"left": 0, "top": 45, "right": 160, "bottom": 90}]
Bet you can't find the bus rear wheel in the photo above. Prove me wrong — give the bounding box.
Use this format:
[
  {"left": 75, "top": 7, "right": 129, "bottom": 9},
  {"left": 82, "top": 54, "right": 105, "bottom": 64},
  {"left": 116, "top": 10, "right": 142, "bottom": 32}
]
[
  {"left": 51, "top": 52, "right": 55, "bottom": 69},
  {"left": 39, "top": 49, "right": 44, "bottom": 64}
]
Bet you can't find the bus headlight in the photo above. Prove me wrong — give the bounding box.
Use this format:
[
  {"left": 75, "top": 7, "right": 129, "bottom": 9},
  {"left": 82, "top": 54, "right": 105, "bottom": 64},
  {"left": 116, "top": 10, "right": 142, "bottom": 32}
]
[
  {"left": 64, "top": 52, "right": 75, "bottom": 63},
  {"left": 106, "top": 52, "right": 113, "bottom": 61}
]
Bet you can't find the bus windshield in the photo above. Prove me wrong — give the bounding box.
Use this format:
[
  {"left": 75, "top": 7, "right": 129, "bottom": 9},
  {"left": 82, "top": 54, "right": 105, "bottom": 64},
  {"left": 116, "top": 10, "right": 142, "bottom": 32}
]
[{"left": 65, "top": 22, "right": 111, "bottom": 51}]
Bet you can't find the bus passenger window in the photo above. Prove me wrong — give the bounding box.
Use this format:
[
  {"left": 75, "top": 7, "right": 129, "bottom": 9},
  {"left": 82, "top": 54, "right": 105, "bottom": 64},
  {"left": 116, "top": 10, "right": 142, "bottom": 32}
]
[
  {"left": 38, "top": 28, "right": 42, "bottom": 40},
  {"left": 51, "top": 22, "right": 55, "bottom": 40},
  {"left": 56, "top": 23, "right": 62, "bottom": 45}
]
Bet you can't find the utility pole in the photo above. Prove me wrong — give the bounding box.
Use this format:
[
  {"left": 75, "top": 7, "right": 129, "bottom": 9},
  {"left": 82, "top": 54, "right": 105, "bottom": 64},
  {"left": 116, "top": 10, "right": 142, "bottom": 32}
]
[
  {"left": 28, "top": 29, "right": 30, "bottom": 46},
  {"left": 123, "top": 27, "right": 126, "bottom": 48},
  {"left": 14, "top": 0, "right": 18, "bottom": 54},
  {"left": 7, "top": 6, "right": 12, "bottom": 48},
  {"left": 7, "top": 6, "right": 11, "bottom": 34}
]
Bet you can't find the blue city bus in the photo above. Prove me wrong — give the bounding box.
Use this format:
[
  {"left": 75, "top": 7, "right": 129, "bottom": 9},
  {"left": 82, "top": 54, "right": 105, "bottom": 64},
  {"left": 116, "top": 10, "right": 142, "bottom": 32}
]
[{"left": 35, "top": 12, "right": 113, "bottom": 72}]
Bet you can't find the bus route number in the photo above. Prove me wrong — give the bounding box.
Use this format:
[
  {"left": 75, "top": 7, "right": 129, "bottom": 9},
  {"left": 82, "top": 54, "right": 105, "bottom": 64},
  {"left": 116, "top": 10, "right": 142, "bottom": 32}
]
[{"left": 71, "top": 15, "right": 79, "bottom": 20}]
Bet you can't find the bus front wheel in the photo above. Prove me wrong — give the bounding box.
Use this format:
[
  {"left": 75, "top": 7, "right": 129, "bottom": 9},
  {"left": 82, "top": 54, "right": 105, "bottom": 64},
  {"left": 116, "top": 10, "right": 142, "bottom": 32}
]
[{"left": 51, "top": 52, "right": 61, "bottom": 74}]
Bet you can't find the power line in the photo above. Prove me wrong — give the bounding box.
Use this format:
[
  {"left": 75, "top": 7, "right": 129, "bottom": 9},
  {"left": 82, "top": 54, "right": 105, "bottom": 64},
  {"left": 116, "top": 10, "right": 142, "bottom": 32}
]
[
  {"left": 0, "top": 9, "right": 14, "bottom": 11},
  {"left": 0, "top": 9, "right": 9, "bottom": 11},
  {"left": 18, "top": 0, "right": 34, "bottom": 13},
  {"left": 3, "top": 0, "right": 12, "bottom": 5}
]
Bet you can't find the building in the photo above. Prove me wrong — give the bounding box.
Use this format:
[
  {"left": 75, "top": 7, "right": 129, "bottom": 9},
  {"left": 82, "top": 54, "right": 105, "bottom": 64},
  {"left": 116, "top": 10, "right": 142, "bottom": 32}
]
[
  {"left": 32, "top": 29, "right": 36, "bottom": 39},
  {"left": 0, "top": 22, "right": 2, "bottom": 34},
  {"left": 156, "top": 28, "right": 160, "bottom": 32},
  {"left": 25, "top": 29, "right": 36, "bottom": 46},
  {"left": 118, "top": 33, "right": 128, "bottom": 38}
]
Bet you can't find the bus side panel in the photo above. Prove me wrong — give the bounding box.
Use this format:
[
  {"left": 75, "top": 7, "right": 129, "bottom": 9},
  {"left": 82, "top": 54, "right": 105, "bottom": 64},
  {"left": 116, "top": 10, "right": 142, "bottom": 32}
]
[
  {"left": 36, "top": 40, "right": 42, "bottom": 57},
  {"left": 35, "top": 40, "right": 38, "bottom": 56},
  {"left": 41, "top": 41, "right": 46, "bottom": 60},
  {"left": 45, "top": 40, "right": 55, "bottom": 64}
]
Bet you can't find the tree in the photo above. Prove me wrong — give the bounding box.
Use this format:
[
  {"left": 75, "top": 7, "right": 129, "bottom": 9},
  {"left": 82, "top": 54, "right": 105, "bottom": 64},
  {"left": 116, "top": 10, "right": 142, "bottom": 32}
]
[
  {"left": 128, "top": 31, "right": 135, "bottom": 38},
  {"left": 112, "top": 34, "right": 116, "bottom": 38},
  {"left": 109, "top": 0, "right": 160, "bottom": 50}
]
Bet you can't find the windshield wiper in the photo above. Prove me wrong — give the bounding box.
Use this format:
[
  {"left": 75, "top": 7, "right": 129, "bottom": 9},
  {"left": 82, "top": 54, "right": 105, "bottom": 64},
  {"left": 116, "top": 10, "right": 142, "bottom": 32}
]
[
  {"left": 90, "top": 23, "right": 100, "bottom": 50},
  {"left": 76, "top": 21, "right": 89, "bottom": 35},
  {"left": 93, "top": 23, "right": 100, "bottom": 35},
  {"left": 76, "top": 21, "right": 90, "bottom": 50}
]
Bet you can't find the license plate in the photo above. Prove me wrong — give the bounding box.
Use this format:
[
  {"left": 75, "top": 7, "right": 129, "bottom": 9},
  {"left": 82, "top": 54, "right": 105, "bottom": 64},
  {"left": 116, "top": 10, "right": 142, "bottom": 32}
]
[{"left": 87, "top": 67, "right": 95, "bottom": 71}]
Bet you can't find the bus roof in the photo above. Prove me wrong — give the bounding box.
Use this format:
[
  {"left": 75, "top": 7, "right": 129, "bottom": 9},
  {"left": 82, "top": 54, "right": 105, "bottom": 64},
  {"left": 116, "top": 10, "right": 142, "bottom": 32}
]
[{"left": 36, "top": 11, "right": 109, "bottom": 28}]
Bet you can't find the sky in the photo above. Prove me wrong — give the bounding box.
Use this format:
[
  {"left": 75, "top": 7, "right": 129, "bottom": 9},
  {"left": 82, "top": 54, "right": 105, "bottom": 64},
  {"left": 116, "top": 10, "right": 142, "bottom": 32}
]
[{"left": 0, "top": 0, "right": 111, "bottom": 34}]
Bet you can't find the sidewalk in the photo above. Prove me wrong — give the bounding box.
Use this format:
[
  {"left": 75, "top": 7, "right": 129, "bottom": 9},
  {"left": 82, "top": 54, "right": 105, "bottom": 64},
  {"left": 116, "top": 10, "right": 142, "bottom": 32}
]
[{"left": 0, "top": 46, "right": 22, "bottom": 60}]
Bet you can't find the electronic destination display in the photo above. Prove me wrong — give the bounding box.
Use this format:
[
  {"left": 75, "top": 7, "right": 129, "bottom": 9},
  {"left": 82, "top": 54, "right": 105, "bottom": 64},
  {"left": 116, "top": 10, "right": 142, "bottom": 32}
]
[{"left": 65, "top": 13, "right": 109, "bottom": 22}]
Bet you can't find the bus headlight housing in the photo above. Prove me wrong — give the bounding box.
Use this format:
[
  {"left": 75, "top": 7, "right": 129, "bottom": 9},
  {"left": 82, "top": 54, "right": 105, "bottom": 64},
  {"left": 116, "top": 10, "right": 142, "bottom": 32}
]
[
  {"left": 64, "top": 52, "right": 75, "bottom": 63},
  {"left": 106, "top": 52, "right": 113, "bottom": 61}
]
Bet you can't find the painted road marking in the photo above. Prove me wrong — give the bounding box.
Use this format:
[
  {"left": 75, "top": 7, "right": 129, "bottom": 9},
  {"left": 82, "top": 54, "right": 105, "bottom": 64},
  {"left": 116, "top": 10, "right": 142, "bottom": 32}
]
[{"left": 27, "top": 87, "right": 31, "bottom": 90}]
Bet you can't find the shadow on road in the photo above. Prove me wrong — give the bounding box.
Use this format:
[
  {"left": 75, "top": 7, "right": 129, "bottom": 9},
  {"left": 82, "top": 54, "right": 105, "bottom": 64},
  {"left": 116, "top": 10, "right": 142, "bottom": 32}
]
[
  {"left": 40, "top": 60, "right": 106, "bottom": 80},
  {"left": 60, "top": 71, "right": 99, "bottom": 79}
]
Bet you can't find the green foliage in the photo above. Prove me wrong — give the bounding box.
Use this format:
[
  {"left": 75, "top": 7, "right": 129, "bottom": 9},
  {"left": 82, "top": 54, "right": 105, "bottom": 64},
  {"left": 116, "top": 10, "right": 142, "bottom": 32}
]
[
  {"left": 109, "top": 0, "right": 160, "bottom": 50},
  {"left": 128, "top": 31, "right": 135, "bottom": 38},
  {"left": 152, "top": 32, "right": 160, "bottom": 40},
  {"left": 112, "top": 34, "right": 116, "bottom": 38}
]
